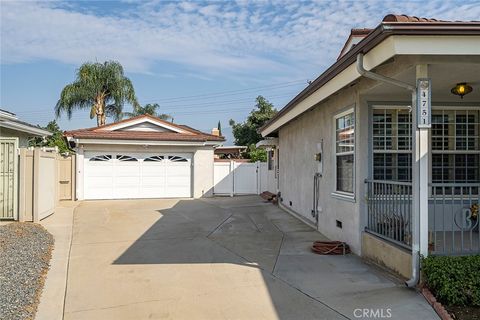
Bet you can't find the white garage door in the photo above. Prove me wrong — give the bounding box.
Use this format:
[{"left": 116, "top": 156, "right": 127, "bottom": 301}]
[{"left": 84, "top": 152, "right": 192, "bottom": 200}]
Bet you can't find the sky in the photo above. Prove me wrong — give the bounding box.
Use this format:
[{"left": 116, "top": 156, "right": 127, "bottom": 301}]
[{"left": 1, "top": 0, "right": 480, "bottom": 143}]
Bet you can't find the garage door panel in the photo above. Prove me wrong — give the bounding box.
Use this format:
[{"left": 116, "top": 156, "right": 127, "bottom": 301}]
[
  {"left": 84, "top": 152, "right": 192, "bottom": 200},
  {"left": 86, "top": 165, "right": 114, "bottom": 176},
  {"left": 141, "top": 187, "right": 167, "bottom": 198},
  {"left": 142, "top": 177, "right": 167, "bottom": 186},
  {"left": 142, "top": 165, "right": 166, "bottom": 176},
  {"left": 115, "top": 176, "right": 141, "bottom": 185},
  {"left": 114, "top": 187, "right": 140, "bottom": 198}
]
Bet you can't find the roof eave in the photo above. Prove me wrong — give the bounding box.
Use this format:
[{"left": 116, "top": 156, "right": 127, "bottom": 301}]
[
  {"left": 0, "top": 120, "right": 52, "bottom": 137},
  {"left": 260, "top": 22, "right": 480, "bottom": 135},
  {"left": 71, "top": 137, "right": 224, "bottom": 147}
]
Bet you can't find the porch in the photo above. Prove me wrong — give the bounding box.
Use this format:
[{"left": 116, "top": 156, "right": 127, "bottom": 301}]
[{"left": 365, "top": 180, "right": 480, "bottom": 255}]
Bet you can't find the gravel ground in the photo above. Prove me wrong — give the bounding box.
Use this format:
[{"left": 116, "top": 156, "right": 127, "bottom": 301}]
[{"left": 0, "top": 223, "right": 54, "bottom": 320}]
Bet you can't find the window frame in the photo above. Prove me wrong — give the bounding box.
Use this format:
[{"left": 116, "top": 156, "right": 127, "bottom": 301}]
[
  {"left": 371, "top": 105, "right": 413, "bottom": 182},
  {"left": 369, "top": 104, "right": 480, "bottom": 196},
  {"left": 332, "top": 107, "right": 356, "bottom": 200},
  {"left": 267, "top": 150, "right": 275, "bottom": 171}
]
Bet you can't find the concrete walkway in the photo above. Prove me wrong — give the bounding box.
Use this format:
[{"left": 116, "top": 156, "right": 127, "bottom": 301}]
[
  {"left": 40, "top": 196, "right": 438, "bottom": 320},
  {"left": 37, "top": 202, "right": 77, "bottom": 320}
]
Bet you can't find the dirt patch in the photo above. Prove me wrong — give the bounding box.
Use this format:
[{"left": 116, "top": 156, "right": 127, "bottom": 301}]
[{"left": 448, "top": 306, "right": 480, "bottom": 320}]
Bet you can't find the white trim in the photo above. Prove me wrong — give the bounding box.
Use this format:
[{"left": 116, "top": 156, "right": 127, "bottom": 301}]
[
  {"left": 333, "top": 107, "right": 356, "bottom": 197},
  {"left": 331, "top": 191, "right": 356, "bottom": 202},
  {"left": 98, "top": 117, "right": 188, "bottom": 134},
  {"left": 0, "top": 121, "right": 51, "bottom": 137},
  {"left": 334, "top": 108, "right": 355, "bottom": 120}
]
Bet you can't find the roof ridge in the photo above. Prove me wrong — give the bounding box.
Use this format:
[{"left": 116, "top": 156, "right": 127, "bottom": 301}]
[{"left": 383, "top": 14, "right": 479, "bottom": 23}]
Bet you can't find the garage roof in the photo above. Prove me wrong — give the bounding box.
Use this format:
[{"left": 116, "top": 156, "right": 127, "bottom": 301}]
[{"left": 64, "top": 114, "right": 225, "bottom": 142}]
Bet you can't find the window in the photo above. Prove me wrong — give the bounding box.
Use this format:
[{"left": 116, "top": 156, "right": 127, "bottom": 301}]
[
  {"left": 89, "top": 155, "right": 112, "bottom": 161},
  {"left": 116, "top": 155, "right": 138, "bottom": 161},
  {"left": 267, "top": 150, "right": 274, "bottom": 170},
  {"left": 168, "top": 155, "right": 188, "bottom": 162},
  {"left": 372, "top": 108, "right": 412, "bottom": 181},
  {"left": 144, "top": 155, "right": 164, "bottom": 162},
  {"left": 335, "top": 110, "right": 355, "bottom": 194},
  {"left": 431, "top": 109, "right": 480, "bottom": 188},
  {"left": 371, "top": 106, "right": 480, "bottom": 192}
]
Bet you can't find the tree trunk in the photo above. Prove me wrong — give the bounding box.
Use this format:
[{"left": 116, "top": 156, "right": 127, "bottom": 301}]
[{"left": 95, "top": 94, "right": 107, "bottom": 126}]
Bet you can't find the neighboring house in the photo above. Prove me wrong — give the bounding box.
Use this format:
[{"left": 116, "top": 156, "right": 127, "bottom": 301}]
[
  {"left": 214, "top": 146, "right": 247, "bottom": 159},
  {"left": 1, "top": 109, "right": 52, "bottom": 220},
  {"left": 259, "top": 15, "right": 480, "bottom": 279},
  {"left": 64, "top": 114, "right": 224, "bottom": 200},
  {"left": 0, "top": 109, "right": 51, "bottom": 147}
]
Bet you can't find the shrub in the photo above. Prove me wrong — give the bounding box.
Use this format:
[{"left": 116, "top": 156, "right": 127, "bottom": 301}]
[{"left": 422, "top": 255, "right": 480, "bottom": 306}]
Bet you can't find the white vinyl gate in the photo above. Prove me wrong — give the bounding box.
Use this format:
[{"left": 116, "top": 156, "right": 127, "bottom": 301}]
[
  {"left": 0, "top": 138, "right": 18, "bottom": 220},
  {"left": 213, "top": 161, "right": 269, "bottom": 195}
]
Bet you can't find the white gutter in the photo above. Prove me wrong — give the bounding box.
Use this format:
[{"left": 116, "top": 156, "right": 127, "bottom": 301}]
[
  {"left": 0, "top": 120, "right": 52, "bottom": 137},
  {"left": 356, "top": 53, "right": 420, "bottom": 288}
]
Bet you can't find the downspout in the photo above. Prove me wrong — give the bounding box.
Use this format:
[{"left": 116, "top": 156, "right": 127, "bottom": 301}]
[{"left": 356, "top": 53, "right": 419, "bottom": 288}]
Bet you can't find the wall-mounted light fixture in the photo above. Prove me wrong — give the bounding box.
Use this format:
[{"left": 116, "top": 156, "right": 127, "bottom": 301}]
[{"left": 451, "top": 82, "right": 473, "bottom": 99}]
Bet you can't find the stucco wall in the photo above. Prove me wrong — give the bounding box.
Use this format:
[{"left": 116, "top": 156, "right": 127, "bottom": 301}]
[
  {"left": 1, "top": 127, "right": 31, "bottom": 147},
  {"left": 77, "top": 144, "right": 214, "bottom": 199},
  {"left": 278, "top": 86, "right": 364, "bottom": 254},
  {"left": 193, "top": 148, "right": 214, "bottom": 197},
  {"left": 275, "top": 57, "right": 421, "bottom": 255}
]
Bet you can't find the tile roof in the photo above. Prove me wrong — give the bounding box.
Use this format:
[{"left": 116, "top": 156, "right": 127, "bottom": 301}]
[
  {"left": 65, "top": 130, "right": 224, "bottom": 141},
  {"left": 383, "top": 14, "right": 479, "bottom": 23},
  {"left": 64, "top": 114, "right": 224, "bottom": 142},
  {"left": 351, "top": 28, "right": 373, "bottom": 35}
]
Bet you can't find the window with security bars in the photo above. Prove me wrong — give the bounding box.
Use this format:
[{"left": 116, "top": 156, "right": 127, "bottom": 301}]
[
  {"left": 372, "top": 108, "right": 412, "bottom": 181},
  {"left": 372, "top": 107, "right": 480, "bottom": 190},
  {"left": 431, "top": 109, "right": 480, "bottom": 192}
]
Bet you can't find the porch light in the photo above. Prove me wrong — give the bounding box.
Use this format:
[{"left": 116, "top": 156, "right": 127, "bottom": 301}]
[{"left": 451, "top": 82, "right": 472, "bottom": 99}]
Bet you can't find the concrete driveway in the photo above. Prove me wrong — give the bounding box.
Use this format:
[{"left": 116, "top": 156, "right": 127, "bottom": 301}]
[{"left": 63, "top": 196, "right": 437, "bottom": 320}]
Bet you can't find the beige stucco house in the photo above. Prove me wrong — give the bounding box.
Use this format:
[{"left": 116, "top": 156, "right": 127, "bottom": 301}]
[
  {"left": 0, "top": 109, "right": 52, "bottom": 147},
  {"left": 259, "top": 15, "right": 480, "bottom": 282},
  {"left": 64, "top": 114, "right": 224, "bottom": 201},
  {"left": 1, "top": 109, "right": 52, "bottom": 220}
]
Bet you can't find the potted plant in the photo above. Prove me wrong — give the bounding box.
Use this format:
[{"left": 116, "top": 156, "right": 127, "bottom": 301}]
[{"left": 471, "top": 203, "right": 479, "bottom": 232}]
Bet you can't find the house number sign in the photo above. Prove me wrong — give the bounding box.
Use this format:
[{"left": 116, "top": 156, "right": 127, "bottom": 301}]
[{"left": 417, "top": 78, "right": 431, "bottom": 128}]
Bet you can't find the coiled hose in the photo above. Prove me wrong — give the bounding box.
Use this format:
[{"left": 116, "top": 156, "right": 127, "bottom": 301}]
[{"left": 311, "top": 241, "right": 350, "bottom": 255}]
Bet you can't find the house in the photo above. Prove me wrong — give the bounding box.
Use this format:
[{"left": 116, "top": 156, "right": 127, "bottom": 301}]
[
  {"left": 258, "top": 15, "right": 480, "bottom": 281},
  {"left": 0, "top": 109, "right": 51, "bottom": 147},
  {"left": 1, "top": 109, "right": 52, "bottom": 220},
  {"left": 64, "top": 114, "right": 225, "bottom": 200}
]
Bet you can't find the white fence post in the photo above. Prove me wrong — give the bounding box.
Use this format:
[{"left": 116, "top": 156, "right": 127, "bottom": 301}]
[{"left": 230, "top": 160, "right": 234, "bottom": 197}]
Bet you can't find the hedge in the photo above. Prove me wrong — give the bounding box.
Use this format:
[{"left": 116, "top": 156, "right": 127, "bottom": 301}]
[{"left": 422, "top": 255, "right": 480, "bottom": 306}]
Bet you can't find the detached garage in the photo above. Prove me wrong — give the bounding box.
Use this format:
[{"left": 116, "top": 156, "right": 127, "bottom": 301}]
[{"left": 65, "top": 115, "right": 224, "bottom": 200}]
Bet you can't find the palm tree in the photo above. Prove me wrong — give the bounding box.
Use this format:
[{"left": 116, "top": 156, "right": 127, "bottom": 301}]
[
  {"left": 122, "top": 103, "right": 171, "bottom": 120},
  {"left": 55, "top": 61, "right": 138, "bottom": 126}
]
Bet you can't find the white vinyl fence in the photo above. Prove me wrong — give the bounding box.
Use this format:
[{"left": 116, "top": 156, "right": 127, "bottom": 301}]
[{"left": 214, "top": 161, "right": 273, "bottom": 196}]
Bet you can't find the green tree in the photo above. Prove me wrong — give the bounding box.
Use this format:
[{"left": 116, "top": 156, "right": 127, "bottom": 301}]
[
  {"left": 123, "top": 103, "right": 171, "bottom": 120},
  {"left": 55, "top": 61, "right": 138, "bottom": 126},
  {"left": 247, "top": 145, "right": 268, "bottom": 162},
  {"left": 229, "top": 96, "right": 277, "bottom": 160},
  {"left": 29, "top": 120, "right": 71, "bottom": 154},
  {"left": 217, "top": 121, "right": 222, "bottom": 136}
]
